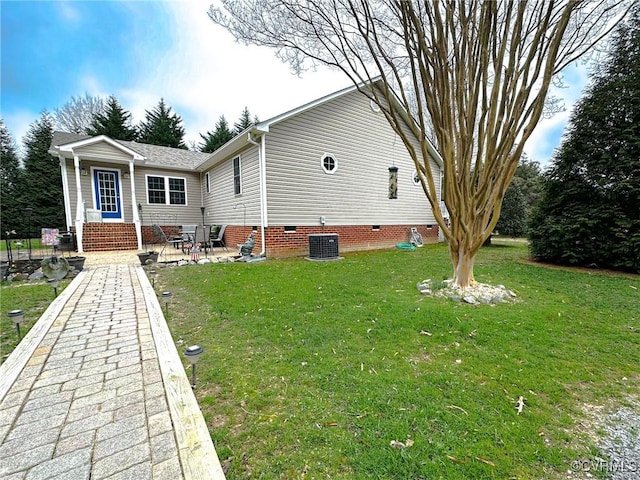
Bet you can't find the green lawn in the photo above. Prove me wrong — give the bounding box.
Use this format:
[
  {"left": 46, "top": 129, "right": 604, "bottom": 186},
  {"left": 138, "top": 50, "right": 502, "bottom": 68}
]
[
  {"left": 155, "top": 243, "right": 639, "bottom": 479},
  {"left": 0, "top": 280, "right": 66, "bottom": 364},
  {"left": 0, "top": 238, "right": 44, "bottom": 251}
]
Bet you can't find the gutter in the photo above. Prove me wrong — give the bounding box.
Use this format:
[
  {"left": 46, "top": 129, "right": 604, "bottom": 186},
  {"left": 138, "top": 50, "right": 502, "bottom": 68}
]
[{"left": 247, "top": 132, "right": 267, "bottom": 257}]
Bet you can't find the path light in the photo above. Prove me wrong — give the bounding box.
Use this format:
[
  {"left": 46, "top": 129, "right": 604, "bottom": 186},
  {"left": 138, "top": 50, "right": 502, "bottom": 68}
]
[
  {"left": 8, "top": 309, "right": 25, "bottom": 339},
  {"left": 48, "top": 278, "right": 60, "bottom": 298},
  {"left": 149, "top": 270, "right": 156, "bottom": 288},
  {"left": 184, "top": 345, "right": 203, "bottom": 387},
  {"left": 161, "top": 291, "right": 172, "bottom": 315},
  {"left": 24, "top": 207, "right": 33, "bottom": 261}
]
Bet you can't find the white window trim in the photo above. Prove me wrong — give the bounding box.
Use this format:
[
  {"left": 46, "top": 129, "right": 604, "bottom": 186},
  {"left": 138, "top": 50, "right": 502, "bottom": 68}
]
[
  {"left": 233, "top": 156, "right": 242, "bottom": 195},
  {"left": 145, "top": 174, "right": 188, "bottom": 206},
  {"left": 412, "top": 169, "right": 421, "bottom": 186},
  {"left": 321, "top": 153, "right": 338, "bottom": 174}
]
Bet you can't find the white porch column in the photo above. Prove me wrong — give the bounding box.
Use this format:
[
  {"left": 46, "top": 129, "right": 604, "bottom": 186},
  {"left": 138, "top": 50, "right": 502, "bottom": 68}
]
[
  {"left": 73, "top": 155, "right": 85, "bottom": 253},
  {"left": 59, "top": 156, "right": 73, "bottom": 229},
  {"left": 129, "top": 161, "right": 143, "bottom": 250}
]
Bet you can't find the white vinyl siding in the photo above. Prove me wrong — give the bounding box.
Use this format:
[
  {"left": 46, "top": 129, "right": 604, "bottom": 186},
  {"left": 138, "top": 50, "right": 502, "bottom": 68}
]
[
  {"left": 264, "top": 89, "right": 439, "bottom": 226},
  {"left": 73, "top": 143, "right": 133, "bottom": 162},
  {"left": 134, "top": 169, "right": 201, "bottom": 225},
  {"left": 204, "top": 147, "right": 261, "bottom": 226}
]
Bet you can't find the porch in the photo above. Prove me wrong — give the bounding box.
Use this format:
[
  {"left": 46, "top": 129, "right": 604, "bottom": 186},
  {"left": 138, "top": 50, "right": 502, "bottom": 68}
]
[{"left": 74, "top": 223, "right": 182, "bottom": 252}]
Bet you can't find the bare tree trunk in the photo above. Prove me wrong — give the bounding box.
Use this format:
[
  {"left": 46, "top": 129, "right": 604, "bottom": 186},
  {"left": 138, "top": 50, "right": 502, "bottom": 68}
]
[{"left": 449, "top": 242, "right": 478, "bottom": 288}]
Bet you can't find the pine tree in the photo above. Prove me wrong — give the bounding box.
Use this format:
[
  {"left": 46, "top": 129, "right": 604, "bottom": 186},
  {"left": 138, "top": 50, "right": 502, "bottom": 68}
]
[
  {"left": 529, "top": 9, "right": 640, "bottom": 272},
  {"left": 138, "top": 98, "right": 187, "bottom": 149},
  {"left": 514, "top": 155, "right": 543, "bottom": 218},
  {"left": 495, "top": 182, "right": 527, "bottom": 237},
  {"left": 19, "top": 112, "right": 65, "bottom": 234},
  {"left": 233, "top": 107, "right": 258, "bottom": 135},
  {"left": 86, "top": 95, "right": 137, "bottom": 140},
  {"left": 200, "top": 115, "right": 234, "bottom": 153},
  {"left": 0, "top": 120, "right": 23, "bottom": 238}
]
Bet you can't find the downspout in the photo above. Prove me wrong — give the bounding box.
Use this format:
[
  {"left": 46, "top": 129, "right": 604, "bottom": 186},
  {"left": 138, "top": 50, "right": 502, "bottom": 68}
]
[{"left": 247, "top": 132, "right": 267, "bottom": 256}]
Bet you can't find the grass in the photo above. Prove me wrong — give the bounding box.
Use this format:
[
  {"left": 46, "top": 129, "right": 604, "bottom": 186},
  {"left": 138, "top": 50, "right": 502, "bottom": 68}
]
[
  {"left": 0, "top": 237, "right": 44, "bottom": 251},
  {"left": 155, "top": 243, "right": 639, "bottom": 479},
  {"left": 0, "top": 279, "right": 67, "bottom": 364}
]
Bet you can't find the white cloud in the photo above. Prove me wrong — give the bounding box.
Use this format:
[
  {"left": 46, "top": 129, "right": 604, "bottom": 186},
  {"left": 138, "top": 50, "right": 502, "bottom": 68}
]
[
  {"left": 129, "top": 1, "right": 349, "bottom": 147},
  {"left": 523, "top": 63, "right": 592, "bottom": 167},
  {"left": 55, "top": 1, "right": 81, "bottom": 24}
]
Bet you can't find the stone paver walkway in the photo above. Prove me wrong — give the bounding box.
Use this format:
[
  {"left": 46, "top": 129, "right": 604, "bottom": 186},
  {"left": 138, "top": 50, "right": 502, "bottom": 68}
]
[{"left": 0, "top": 264, "right": 225, "bottom": 479}]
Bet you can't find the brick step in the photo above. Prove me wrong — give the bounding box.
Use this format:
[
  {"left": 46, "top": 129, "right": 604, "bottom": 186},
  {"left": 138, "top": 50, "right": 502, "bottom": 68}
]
[{"left": 82, "top": 223, "right": 138, "bottom": 252}]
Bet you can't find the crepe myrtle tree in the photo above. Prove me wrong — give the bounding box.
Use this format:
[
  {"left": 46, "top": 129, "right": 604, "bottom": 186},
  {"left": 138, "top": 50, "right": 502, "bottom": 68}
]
[{"left": 210, "top": 0, "right": 631, "bottom": 287}]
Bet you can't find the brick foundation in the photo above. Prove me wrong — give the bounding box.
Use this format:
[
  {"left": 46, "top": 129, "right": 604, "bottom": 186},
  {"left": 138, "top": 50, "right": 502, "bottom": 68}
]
[
  {"left": 76, "top": 223, "right": 439, "bottom": 256},
  {"left": 223, "top": 224, "right": 439, "bottom": 258}
]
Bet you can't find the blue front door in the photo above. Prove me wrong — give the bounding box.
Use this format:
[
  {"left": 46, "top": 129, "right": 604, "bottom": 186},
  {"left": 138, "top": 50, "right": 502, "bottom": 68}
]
[{"left": 94, "top": 169, "right": 122, "bottom": 220}]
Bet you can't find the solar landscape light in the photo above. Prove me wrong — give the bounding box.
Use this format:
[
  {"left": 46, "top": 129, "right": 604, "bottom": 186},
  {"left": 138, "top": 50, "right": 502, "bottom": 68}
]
[
  {"left": 161, "top": 291, "right": 172, "bottom": 315},
  {"left": 24, "top": 207, "right": 33, "bottom": 261},
  {"left": 48, "top": 278, "right": 60, "bottom": 298},
  {"left": 184, "top": 344, "right": 204, "bottom": 387},
  {"left": 8, "top": 309, "right": 25, "bottom": 339},
  {"left": 149, "top": 269, "right": 156, "bottom": 288}
]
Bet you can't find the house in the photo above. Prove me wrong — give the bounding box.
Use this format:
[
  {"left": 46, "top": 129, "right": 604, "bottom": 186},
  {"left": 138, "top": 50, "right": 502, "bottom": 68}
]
[{"left": 49, "top": 81, "right": 444, "bottom": 257}]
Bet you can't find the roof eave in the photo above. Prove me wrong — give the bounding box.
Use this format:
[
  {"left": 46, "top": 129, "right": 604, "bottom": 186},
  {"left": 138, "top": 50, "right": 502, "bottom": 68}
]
[
  {"left": 196, "top": 130, "right": 257, "bottom": 172},
  {"left": 51, "top": 134, "right": 146, "bottom": 161}
]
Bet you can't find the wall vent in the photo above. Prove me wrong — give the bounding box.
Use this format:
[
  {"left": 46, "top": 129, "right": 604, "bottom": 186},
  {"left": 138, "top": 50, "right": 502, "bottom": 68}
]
[{"left": 308, "top": 234, "right": 339, "bottom": 259}]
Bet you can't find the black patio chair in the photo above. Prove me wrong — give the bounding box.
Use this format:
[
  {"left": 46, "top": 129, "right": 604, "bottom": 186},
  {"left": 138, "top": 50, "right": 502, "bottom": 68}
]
[
  {"left": 204, "top": 224, "right": 228, "bottom": 253},
  {"left": 151, "top": 224, "right": 184, "bottom": 262}
]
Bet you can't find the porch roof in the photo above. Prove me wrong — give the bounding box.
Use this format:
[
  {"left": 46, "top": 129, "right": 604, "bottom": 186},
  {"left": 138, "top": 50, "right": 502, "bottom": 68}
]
[{"left": 49, "top": 132, "right": 211, "bottom": 170}]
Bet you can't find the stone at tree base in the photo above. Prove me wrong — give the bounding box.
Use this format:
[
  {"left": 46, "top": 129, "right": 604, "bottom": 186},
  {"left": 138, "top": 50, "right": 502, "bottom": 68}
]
[
  {"left": 463, "top": 295, "right": 478, "bottom": 304},
  {"left": 421, "top": 280, "right": 518, "bottom": 305}
]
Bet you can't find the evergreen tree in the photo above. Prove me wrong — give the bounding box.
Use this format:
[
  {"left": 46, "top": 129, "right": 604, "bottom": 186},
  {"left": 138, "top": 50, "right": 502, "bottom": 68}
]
[
  {"left": 529, "top": 9, "right": 640, "bottom": 272},
  {"left": 513, "top": 155, "right": 543, "bottom": 218},
  {"left": 233, "top": 107, "right": 258, "bottom": 134},
  {"left": 492, "top": 155, "right": 543, "bottom": 238},
  {"left": 138, "top": 98, "right": 187, "bottom": 149},
  {"left": 86, "top": 95, "right": 137, "bottom": 140},
  {"left": 495, "top": 182, "right": 527, "bottom": 237},
  {"left": 200, "top": 115, "right": 234, "bottom": 153},
  {"left": 19, "top": 112, "right": 65, "bottom": 234},
  {"left": 0, "top": 121, "right": 23, "bottom": 238}
]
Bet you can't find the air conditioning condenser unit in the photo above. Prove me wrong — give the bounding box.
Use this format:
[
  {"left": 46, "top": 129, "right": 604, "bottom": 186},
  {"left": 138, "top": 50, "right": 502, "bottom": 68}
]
[{"left": 308, "top": 233, "right": 339, "bottom": 260}]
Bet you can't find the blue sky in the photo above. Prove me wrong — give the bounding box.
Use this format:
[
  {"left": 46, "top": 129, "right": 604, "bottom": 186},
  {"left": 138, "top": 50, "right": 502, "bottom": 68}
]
[{"left": 1, "top": 1, "right": 591, "bottom": 166}]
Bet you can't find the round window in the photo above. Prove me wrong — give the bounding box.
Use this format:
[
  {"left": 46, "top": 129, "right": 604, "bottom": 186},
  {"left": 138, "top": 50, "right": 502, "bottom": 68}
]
[
  {"left": 412, "top": 169, "right": 421, "bottom": 185},
  {"left": 321, "top": 153, "right": 338, "bottom": 174}
]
